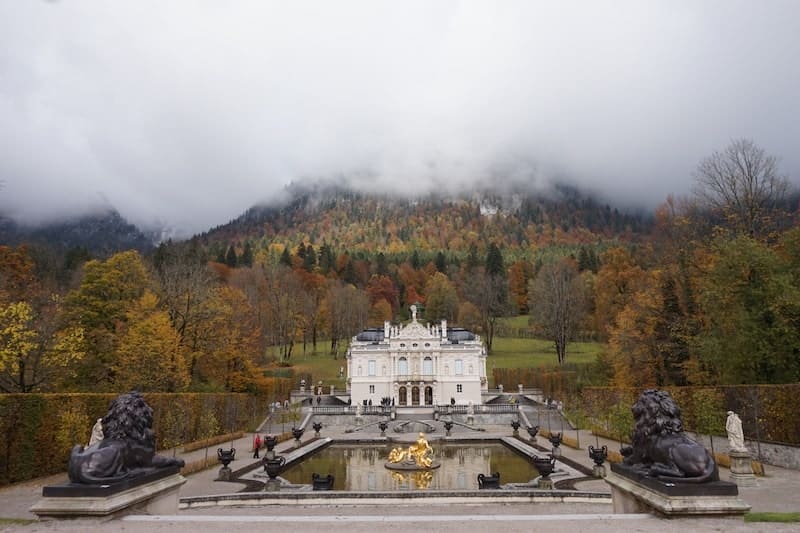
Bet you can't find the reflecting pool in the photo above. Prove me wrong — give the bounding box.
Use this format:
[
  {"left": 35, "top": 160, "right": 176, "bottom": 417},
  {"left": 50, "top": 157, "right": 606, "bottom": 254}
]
[{"left": 280, "top": 443, "right": 537, "bottom": 490}]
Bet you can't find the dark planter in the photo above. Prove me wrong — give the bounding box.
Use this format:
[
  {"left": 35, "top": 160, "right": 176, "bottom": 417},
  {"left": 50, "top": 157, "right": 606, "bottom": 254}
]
[
  {"left": 312, "top": 422, "right": 323, "bottom": 435},
  {"left": 263, "top": 436, "right": 278, "bottom": 451},
  {"left": 443, "top": 421, "right": 454, "bottom": 433},
  {"left": 526, "top": 425, "right": 539, "bottom": 439},
  {"left": 589, "top": 445, "right": 608, "bottom": 466},
  {"left": 292, "top": 427, "right": 305, "bottom": 441},
  {"left": 548, "top": 432, "right": 563, "bottom": 448},
  {"left": 312, "top": 473, "right": 335, "bottom": 490},
  {"left": 217, "top": 448, "right": 236, "bottom": 468},
  {"left": 262, "top": 455, "right": 286, "bottom": 479},
  {"left": 378, "top": 421, "right": 389, "bottom": 435},
  {"left": 477, "top": 472, "right": 501, "bottom": 489},
  {"left": 531, "top": 455, "right": 556, "bottom": 479}
]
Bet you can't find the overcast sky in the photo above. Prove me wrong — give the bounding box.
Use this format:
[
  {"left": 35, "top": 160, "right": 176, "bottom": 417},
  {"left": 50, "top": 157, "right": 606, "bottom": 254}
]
[{"left": 1, "top": 1, "right": 798, "bottom": 236}]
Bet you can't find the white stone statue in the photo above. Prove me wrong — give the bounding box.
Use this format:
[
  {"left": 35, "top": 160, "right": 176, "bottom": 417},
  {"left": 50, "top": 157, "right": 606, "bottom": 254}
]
[
  {"left": 410, "top": 304, "right": 417, "bottom": 322},
  {"left": 467, "top": 401, "right": 474, "bottom": 416},
  {"left": 88, "top": 418, "right": 104, "bottom": 447},
  {"left": 726, "top": 411, "right": 747, "bottom": 452}
]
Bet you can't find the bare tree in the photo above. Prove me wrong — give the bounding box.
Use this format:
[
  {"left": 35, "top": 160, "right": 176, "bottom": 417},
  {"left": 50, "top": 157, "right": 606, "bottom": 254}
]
[
  {"left": 693, "top": 138, "right": 791, "bottom": 238},
  {"left": 326, "top": 281, "right": 369, "bottom": 358},
  {"left": 528, "top": 259, "right": 586, "bottom": 365}
]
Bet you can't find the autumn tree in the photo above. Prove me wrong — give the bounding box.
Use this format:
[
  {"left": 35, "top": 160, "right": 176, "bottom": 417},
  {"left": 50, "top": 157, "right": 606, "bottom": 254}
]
[
  {"left": 463, "top": 243, "right": 508, "bottom": 353},
  {"left": 593, "top": 247, "right": 646, "bottom": 340},
  {"left": 259, "top": 266, "right": 305, "bottom": 363},
  {"left": 325, "top": 281, "right": 369, "bottom": 358},
  {"left": 63, "top": 250, "right": 150, "bottom": 389},
  {"left": 366, "top": 275, "right": 399, "bottom": 315},
  {"left": 508, "top": 259, "right": 534, "bottom": 314},
  {"left": 113, "top": 291, "right": 189, "bottom": 392},
  {"left": 528, "top": 258, "right": 586, "bottom": 365},
  {"left": 192, "top": 285, "right": 262, "bottom": 391},
  {"left": 693, "top": 236, "right": 800, "bottom": 384},
  {"left": 693, "top": 138, "right": 792, "bottom": 239},
  {"left": 0, "top": 297, "right": 85, "bottom": 393},
  {"left": 424, "top": 272, "right": 458, "bottom": 322}
]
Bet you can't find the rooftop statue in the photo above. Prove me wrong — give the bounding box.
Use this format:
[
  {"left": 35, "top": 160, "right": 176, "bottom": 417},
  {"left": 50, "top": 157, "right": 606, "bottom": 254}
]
[
  {"left": 620, "top": 389, "right": 718, "bottom": 483},
  {"left": 68, "top": 391, "right": 185, "bottom": 484}
]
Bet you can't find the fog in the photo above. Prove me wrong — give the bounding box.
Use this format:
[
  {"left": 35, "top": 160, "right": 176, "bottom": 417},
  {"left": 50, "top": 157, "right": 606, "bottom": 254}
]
[{"left": 1, "top": 1, "right": 798, "bottom": 236}]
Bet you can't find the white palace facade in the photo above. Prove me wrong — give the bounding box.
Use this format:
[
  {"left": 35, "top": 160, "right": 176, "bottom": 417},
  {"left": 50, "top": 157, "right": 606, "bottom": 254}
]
[{"left": 346, "top": 307, "right": 488, "bottom": 407}]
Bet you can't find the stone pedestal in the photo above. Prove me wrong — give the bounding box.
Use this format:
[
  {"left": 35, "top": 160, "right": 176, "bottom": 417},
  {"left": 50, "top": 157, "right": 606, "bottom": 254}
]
[
  {"left": 264, "top": 479, "right": 281, "bottom": 492},
  {"left": 606, "top": 464, "right": 750, "bottom": 517},
  {"left": 729, "top": 450, "right": 758, "bottom": 487},
  {"left": 536, "top": 478, "right": 553, "bottom": 489},
  {"left": 592, "top": 464, "right": 606, "bottom": 478},
  {"left": 218, "top": 466, "right": 232, "bottom": 481},
  {"left": 31, "top": 467, "right": 185, "bottom": 520}
]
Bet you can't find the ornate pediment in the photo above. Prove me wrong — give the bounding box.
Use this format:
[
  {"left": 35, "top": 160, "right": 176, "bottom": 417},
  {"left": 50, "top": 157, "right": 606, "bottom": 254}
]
[{"left": 395, "top": 320, "right": 437, "bottom": 340}]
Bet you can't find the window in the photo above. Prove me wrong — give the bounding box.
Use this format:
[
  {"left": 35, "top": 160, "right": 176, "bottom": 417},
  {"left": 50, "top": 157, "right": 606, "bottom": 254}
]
[
  {"left": 456, "top": 384, "right": 463, "bottom": 393},
  {"left": 423, "top": 357, "right": 433, "bottom": 375},
  {"left": 357, "top": 366, "right": 362, "bottom": 376},
  {"left": 369, "top": 385, "right": 375, "bottom": 393},
  {"left": 455, "top": 359, "right": 463, "bottom": 375},
  {"left": 368, "top": 360, "right": 376, "bottom": 376},
  {"left": 398, "top": 357, "right": 408, "bottom": 375}
]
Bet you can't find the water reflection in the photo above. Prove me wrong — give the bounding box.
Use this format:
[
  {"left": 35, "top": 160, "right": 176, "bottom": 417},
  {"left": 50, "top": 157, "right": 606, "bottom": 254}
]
[{"left": 280, "top": 443, "right": 536, "bottom": 491}]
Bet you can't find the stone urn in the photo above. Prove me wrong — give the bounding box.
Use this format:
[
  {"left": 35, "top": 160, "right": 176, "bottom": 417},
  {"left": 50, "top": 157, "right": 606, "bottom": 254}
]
[
  {"left": 312, "top": 473, "right": 335, "bottom": 491},
  {"left": 477, "top": 472, "right": 501, "bottom": 489},
  {"left": 378, "top": 420, "right": 389, "bottom": 436},
  {"left": 443, "top": 420, "right": 454, "bottom": 436},
  {"left": 262, "top": 455, "right": 286, "bottom": 479},
  {"left": 312, "top": 421, "right": 323, "bottom": 437},
  {"left": 532, "top": 455, "right": 556, "bottom": 478},
  {"left": 217, "top": 447, "right": 236, "bottom": 468},
  {"left": 588, "top": 444, "right": 608, "bottom": 478},
  {"left": 548, "top": 432, "right": 562, "bottom": 457},
  {"left": 532, "top": 455, "right": 557, "bottom": 488},
  {"left": 526, "top": 425, "right": 539, "bottom": 441},
  {"left": 264, "top": 435, "right": 278, "bottom": 452},
  {"left": 292, "top": 427, "right": 305, "bottom": 445},
  {"left": 589, "top": 445, "right": 608, "bottom": 466},
  {"left": 510, "top": 419, "right": 521, "bottom": 437}
]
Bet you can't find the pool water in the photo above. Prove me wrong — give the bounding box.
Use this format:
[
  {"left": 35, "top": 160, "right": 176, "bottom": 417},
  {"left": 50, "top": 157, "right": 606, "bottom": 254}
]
[{"left": 280, "top": 442, "right": 538, "bottom": 490}]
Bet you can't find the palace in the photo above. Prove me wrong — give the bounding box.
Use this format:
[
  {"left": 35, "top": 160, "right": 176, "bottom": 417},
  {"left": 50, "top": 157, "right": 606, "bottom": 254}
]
[{"left": 346, "top": 306, "right": 488, "bottom": 407}]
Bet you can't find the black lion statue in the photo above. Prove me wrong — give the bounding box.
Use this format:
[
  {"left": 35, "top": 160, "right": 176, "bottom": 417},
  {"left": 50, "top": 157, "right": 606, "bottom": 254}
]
[
  {"left": 68, "top": 391, "right": 184, "bottom": 484},
  {"left": 620, "top": 389, "right": 718, "bottom": 483}
]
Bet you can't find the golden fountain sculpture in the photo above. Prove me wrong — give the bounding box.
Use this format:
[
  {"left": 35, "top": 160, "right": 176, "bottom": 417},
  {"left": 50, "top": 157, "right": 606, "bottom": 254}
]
[{"left": 385, "top": 432, "right": 440, "bottom": 470}]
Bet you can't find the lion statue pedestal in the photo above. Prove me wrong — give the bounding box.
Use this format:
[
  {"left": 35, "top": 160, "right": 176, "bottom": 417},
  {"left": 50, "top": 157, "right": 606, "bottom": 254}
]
[{"left": 605, "top": 389, "right": 750, "bottom": 518}]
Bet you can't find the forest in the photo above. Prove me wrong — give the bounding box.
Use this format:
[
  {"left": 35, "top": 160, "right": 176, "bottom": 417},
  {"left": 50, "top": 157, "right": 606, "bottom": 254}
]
[{"left": 1, "top": 139, "right": 798, "bottom": 395}]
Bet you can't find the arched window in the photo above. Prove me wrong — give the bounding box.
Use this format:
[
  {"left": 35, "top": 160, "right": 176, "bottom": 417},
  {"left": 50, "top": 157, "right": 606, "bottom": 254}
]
[
  {"left": 423, "top": 357, "right": 433, "bottom": 375},
  {"left": 455, "top": 359, "right": 463, "bottom": 375},
  {"left": 398, "top": 357, "right": 408, "bottom": 375}
]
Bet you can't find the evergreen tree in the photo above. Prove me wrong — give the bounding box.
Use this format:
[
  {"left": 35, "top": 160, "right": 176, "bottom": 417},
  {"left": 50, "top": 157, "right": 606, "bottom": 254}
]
[
  {"left": 225, "top": 246, "right": 238, "bottom": 268},
  {"left": 410, "top": 250, "right": 421, "bottom": 270},
  {"left": 303, "top": 244, "right": 317, "bottom": 271},
  {"left": 240, "top": 242, "right": 254, "bottom": 267},
  {"left": 216, "top": 247, "right": 227, "bottom": 264},
  {"left": 375, "top": 252, "right": 389, "bottom": 276},
  {"left": 486, "top": 242, "right": 505, "bottom": 277},
  {"left": 279, "top": 247, "right": 292, "bottom": 267},
  {"left": 318, "top": 243, "right": 334, "bottom": 273},
  {"left": 435, "top": 251, "right": 447, "bottom": 273},
  {"left": 466, "top": 243, "right": 480, "bottom": 271}
]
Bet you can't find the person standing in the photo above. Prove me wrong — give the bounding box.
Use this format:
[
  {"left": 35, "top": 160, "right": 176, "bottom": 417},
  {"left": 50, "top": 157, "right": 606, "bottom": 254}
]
[{"left": 253, "top": 434, "right": 262, "bottom": 458}]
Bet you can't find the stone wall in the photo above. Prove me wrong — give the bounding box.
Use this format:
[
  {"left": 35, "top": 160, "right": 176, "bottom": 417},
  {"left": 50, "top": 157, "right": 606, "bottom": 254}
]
[{"left": 689, "top": 432, "right": 800, "bottom": 470}]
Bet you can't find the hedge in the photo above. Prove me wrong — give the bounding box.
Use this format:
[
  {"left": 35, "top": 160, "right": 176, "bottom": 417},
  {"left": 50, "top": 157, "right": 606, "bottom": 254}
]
[
  {"left": 580, "top": 384, "right": 800, "bottom": 446},
  {"left": 0, "top": 382, "right": 291, "bottom": 486}
]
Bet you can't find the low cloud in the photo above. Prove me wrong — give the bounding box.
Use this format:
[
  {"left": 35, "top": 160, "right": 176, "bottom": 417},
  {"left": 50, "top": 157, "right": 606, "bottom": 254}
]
[{"left": 1, "top": 1, "right": 798, "bottom": 235}]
